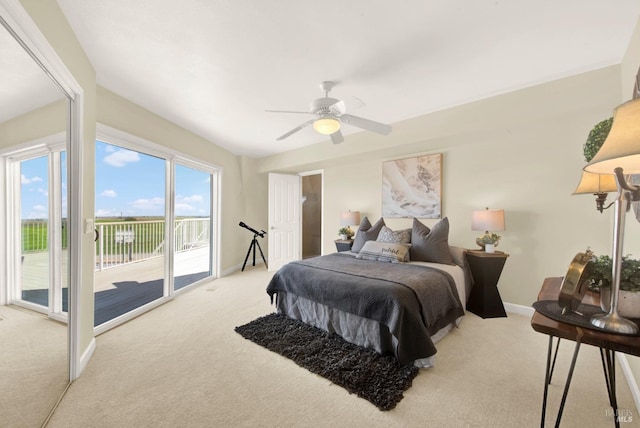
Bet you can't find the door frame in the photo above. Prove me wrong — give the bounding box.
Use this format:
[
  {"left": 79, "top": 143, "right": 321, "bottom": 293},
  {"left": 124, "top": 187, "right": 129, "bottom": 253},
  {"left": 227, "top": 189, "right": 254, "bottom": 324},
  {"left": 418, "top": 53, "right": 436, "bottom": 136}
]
[
  {"left": 299, "top": 169, "right": 324, "bottom": 257},
  {"left": 0, "top": 0, "right": 85, "bottom": 380}
]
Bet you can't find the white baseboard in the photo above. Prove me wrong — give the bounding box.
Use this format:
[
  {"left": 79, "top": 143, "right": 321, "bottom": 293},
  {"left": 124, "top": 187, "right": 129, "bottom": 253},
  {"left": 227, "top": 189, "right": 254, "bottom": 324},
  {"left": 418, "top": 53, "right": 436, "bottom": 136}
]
[
  {"left": 616, "top": 354, "right": 640, "bottom": 415},
  {"left": 504, "top": 302, "right": 534, "bottom": 317},
  {"left": 75, "top": 337, "right": 96, "bottom": 379},
  {"left": 221, "top": 261, "right": 266, "bottom": 277}
]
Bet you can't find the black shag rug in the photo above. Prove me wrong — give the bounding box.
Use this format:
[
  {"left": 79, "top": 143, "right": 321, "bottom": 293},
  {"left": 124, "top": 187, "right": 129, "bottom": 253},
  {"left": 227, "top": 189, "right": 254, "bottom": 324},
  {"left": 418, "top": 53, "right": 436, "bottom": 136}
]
[{"left": 235, "top": 313, "right": 419, "bottom": 411}]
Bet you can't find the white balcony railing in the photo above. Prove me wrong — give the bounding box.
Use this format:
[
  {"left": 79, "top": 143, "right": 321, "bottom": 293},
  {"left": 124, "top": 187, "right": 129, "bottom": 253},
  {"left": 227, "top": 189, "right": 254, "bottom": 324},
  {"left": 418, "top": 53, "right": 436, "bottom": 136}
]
[
  {"left": 20, "top": 218, "right": 210, "bottom": 271},
  {"left": 95, "top": 218, "right": 210, "bottom": 271}
]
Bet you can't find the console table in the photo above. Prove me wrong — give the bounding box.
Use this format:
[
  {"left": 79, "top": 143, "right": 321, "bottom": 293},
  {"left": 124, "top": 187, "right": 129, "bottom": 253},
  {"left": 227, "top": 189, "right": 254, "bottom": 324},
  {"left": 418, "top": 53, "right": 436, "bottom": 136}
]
[{"left": 532, "top": 277, "right": 640, "bottom": 427}]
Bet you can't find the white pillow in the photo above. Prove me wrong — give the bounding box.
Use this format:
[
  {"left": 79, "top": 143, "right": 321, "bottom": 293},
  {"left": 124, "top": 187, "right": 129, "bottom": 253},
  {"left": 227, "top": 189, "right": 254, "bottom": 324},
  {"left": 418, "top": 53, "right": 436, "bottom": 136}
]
[{"left": 356, "top": 241, "right": 409, "bottom": 263}]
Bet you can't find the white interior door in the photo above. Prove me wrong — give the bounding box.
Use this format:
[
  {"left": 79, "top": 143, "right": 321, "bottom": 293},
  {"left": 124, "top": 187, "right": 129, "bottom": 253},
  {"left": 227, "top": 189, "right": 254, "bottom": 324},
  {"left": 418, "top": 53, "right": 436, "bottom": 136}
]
[{"left": 268, "top": 173, "right": 301, "bottom": 271}]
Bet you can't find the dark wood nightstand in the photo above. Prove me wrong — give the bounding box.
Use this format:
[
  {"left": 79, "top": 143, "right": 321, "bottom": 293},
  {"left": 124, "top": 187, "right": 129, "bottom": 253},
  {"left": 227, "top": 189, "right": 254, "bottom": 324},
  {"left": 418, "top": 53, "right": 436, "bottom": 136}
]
[
  {"left": 464, "top": 250, "right": 509, "bottom": 318},
  {"left": 334, "top": 239, "right": 353, "bottom": 252}
]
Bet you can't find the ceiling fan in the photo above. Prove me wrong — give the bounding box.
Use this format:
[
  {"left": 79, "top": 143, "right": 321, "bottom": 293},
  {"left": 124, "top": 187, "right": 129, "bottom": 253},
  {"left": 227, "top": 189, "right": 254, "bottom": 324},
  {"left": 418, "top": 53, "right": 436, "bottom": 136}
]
[{"left": 266, "top": 81, "right": 392, "bottom": 144}]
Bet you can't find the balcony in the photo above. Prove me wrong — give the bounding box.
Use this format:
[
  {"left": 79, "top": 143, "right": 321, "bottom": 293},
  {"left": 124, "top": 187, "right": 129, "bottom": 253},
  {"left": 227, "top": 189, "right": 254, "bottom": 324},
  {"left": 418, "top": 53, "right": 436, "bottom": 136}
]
[{"left": 20, "top": 218, "right": 211, "bottom": 326}]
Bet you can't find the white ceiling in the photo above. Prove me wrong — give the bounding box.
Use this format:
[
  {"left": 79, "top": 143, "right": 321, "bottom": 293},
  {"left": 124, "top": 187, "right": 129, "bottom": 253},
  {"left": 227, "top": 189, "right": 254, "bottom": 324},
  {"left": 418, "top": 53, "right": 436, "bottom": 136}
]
[{"left": 10, "top": 1, "right": 640, "bottom": 157}]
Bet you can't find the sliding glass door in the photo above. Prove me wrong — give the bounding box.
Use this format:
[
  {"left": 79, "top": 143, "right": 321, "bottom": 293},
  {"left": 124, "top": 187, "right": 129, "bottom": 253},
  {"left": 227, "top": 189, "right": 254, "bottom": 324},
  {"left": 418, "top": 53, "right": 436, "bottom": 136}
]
[
  {"left": 94, "top": 141, "right": 166, "bottom": 327},
  {"left": 94, "top": 138, "right": 218, "bottom": 331},
  {"left": 173, "top": 163, "right": 213, "bottom": 290},
  {"left": 12, "top": 146, "right": 67, "bottom": 318}
]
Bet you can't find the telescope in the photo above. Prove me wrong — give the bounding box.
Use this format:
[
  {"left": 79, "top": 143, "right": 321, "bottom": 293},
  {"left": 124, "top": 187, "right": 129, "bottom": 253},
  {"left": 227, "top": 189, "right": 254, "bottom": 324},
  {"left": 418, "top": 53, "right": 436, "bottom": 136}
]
[
  {"left": 239, "top": 221, "right": 267, "bottom": 271},
  {"left": 239, "top": 221, "right": 266, "bottom": 238}
]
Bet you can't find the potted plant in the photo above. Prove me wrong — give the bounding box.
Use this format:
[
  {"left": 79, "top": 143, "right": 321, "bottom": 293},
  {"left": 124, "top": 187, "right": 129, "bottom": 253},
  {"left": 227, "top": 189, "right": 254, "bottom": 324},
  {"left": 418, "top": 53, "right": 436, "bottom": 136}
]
[
  {"left": 338, "top": 226, "right": 354, "bottom": 240},
  {"left": 476, "top": 233, "right": 501, "bottom": 253},
  {"left": 587, "top": 254, "right": 640, "bottom": 318}
]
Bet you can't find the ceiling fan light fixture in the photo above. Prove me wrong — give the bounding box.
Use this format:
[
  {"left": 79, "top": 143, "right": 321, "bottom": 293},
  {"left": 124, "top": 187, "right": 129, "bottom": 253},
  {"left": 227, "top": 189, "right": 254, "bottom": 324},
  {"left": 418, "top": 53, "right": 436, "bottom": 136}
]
[{"left": 313, "top": 117, "right": 340, "bottom": 135}]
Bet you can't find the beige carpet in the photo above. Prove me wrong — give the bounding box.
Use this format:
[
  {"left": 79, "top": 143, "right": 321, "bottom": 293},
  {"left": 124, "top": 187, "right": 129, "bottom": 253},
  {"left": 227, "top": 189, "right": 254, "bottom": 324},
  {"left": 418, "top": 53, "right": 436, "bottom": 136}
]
[
  {"left": 0, "top": 305, "right": 68, "bottom": 428},
  {"left": 46, "top": 266, "right": 640, "bottom": 427}
]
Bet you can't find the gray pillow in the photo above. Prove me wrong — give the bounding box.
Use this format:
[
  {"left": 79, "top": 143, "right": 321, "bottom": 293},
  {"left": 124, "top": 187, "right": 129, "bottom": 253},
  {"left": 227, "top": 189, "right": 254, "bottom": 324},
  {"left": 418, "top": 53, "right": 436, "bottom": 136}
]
[
  {"left": 356, "top": 241, "right": 409, "bottom": 263},
  {"left": 377, "top": 226, "right": 411, "bottom": 244},
  {"left": 351, "top": 217, "right": 385, "bottom": 253},
  {"left": 410, "top": 217, "right": 455, "bottom": 265}
]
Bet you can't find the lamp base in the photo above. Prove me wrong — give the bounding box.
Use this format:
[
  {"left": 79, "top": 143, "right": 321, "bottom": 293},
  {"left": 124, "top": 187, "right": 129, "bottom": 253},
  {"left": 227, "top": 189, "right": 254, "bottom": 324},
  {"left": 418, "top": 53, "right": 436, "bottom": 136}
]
[{"left": 590, "top": 312, "right": 639, "bottom": 334}]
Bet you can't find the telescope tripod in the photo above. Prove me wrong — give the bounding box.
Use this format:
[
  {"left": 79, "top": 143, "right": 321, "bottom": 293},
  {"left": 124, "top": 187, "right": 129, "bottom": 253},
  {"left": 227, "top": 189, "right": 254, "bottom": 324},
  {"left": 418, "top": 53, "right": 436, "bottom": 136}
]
[{"left": 242, "top": 233, "right": 267, "bottom": 271}]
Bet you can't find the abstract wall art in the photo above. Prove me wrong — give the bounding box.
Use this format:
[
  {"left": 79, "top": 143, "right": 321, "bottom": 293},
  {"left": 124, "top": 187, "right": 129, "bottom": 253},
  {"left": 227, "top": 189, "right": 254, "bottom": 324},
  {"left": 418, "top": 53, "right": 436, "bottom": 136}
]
[{"left": 382, "top": 153, "right": 442, "bottom": 218}]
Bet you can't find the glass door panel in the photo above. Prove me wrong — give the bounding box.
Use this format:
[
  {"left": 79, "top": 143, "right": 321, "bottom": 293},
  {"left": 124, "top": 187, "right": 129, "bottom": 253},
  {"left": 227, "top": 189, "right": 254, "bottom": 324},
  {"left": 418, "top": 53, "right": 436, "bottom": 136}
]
[
  {"left": 20, "top": 156, "right": 50, "bottom": 307},
  {"left": 94, "top": 141, "right": 166, "bottom": 326},
  {"left": 173, "top": 164, "right": 211, "bottom": 290}
]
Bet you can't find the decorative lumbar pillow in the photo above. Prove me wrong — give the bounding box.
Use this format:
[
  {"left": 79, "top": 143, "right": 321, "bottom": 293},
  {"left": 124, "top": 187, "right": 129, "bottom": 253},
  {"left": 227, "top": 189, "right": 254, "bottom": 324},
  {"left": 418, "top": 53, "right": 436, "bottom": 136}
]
[
  {"left": 356, "top": 241, "right": 409, "bottom": 263},
  {"left": 410, "top": 217, "right": 455, "bottom": 265},
  {"left": 377, "top": 226, "right": 411, "bottom": 245},
  {"left": 351, "top": 217, "right": 386, "bottom": 253}
]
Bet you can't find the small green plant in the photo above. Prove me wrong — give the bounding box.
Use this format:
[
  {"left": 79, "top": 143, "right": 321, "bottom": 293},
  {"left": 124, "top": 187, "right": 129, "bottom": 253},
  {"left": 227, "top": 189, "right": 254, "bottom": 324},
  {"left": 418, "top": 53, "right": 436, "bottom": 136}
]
[
  {"left": 478, "top": 233, "right": 501, "bottom": 245},
  {"left": 338, "top": 226, "right": 354, "bottom": 239},
  {"left": 587, "top": 254, "right": 640, "bottom": 292},
  {"left": 583, "top": 117, "right": 613, "bottom": 162}
]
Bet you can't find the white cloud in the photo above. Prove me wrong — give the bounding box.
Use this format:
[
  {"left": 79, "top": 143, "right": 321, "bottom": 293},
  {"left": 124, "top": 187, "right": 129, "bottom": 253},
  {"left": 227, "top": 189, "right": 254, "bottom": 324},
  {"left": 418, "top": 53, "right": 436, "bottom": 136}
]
[
  {"left": 25, "top": 204, "right": 48, "bottom": 219},
  {"left": 103, "top": 149, "right": 140, "bottom": 167},
  {"left": 101, "top": 189, "right": 117, "bottom": 198},
  {"left": 95, "top": 208, "right": 117, "bottom": 217},
  {"left": 175, "top": 203, "right": 194, "bottom": 212},
  {"left": 179, "top": 194, "right": 203, "bottom": 203},
  {"left": 131, "top": 197, "right": 164, "bottom": 210},
  {"left": 21, "top": 174, "right": 43, "bottom": 184},
  {"left": 38, "top": 188, "right": 48, "bottom": 196}
]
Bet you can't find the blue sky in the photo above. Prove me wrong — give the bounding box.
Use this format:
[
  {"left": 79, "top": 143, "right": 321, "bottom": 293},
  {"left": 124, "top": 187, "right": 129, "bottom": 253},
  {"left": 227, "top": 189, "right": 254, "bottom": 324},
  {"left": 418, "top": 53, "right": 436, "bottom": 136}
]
[{"left": 20, "top": 142, "right": 211, "bottom": 219}]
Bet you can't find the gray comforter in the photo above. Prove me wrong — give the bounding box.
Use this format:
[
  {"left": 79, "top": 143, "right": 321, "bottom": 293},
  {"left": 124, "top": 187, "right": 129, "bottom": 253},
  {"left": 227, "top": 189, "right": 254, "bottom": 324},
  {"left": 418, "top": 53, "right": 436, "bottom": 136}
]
[{"left": 266, "top": 253, "right": 464, "bottom": 364}]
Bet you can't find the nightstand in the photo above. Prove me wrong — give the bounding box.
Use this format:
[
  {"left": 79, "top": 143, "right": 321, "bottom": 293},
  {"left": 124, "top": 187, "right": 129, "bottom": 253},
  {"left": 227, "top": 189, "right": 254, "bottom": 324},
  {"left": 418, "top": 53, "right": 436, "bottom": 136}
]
[
  {"left": 464, "top": 250, "right": 509, "bottom": 318},
  {"left": 334, "top": 239, "right": 353, "bottom": 252}
]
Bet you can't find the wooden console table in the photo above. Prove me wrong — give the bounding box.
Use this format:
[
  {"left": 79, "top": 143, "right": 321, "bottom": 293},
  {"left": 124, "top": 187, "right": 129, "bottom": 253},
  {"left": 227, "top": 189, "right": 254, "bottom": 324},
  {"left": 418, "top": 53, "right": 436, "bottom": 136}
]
[{"left": 532, "top": 277, "right": 640, "bottom": 427}]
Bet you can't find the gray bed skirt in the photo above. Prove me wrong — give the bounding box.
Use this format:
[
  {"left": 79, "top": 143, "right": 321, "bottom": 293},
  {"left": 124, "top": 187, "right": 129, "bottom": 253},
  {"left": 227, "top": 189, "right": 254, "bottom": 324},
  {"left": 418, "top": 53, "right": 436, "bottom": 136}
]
[{"left": 276, "top": 291, "right": 462, "bottom": 368}]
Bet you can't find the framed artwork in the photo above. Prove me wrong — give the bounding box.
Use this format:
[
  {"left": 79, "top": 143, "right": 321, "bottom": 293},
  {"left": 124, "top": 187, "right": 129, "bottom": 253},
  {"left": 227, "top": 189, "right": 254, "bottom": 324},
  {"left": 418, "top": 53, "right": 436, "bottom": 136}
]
[{"left": 382, "top": 153, "right": 442, "bottom": 218}]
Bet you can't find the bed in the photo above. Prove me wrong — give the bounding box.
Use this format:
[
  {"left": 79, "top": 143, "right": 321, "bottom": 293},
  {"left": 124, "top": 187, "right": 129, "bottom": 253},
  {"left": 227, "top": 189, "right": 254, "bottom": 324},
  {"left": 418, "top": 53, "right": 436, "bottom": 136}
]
[{"left": 266, "top": 217, "right": 472, "bottom": 368}]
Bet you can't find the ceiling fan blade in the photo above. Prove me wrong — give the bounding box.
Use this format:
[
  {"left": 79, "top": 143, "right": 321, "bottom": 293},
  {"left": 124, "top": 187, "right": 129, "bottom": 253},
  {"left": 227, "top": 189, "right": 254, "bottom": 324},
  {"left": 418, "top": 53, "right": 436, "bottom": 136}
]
[
  {"left": 330, "top": 130, "right": 344, "bottom": 144},
  {"left": 340, "top": 114, "right": 392, "bottom": 135},
  {"left": 265, "top": 109, "right": 312, "bottom": 115},
  {"left": 329, "top": 100, "right": 346, "bottom": 116},
  {"left": 276, "top": 119, "right": 314, "bottom": 141}
]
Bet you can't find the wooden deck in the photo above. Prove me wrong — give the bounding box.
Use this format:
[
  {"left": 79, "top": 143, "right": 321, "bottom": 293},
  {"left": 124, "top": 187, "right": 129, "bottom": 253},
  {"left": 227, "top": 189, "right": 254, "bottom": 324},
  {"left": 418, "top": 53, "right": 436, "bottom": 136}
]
[{"left": 19, "top": 247, "right": 211, "bottom": 326}]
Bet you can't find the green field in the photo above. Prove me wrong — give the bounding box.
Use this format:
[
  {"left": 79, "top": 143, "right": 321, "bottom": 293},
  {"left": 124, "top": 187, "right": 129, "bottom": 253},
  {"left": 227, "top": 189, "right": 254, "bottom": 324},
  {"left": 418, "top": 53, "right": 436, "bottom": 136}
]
[{"left": 22, "top": 217, "right": 204, "bottom": 254}]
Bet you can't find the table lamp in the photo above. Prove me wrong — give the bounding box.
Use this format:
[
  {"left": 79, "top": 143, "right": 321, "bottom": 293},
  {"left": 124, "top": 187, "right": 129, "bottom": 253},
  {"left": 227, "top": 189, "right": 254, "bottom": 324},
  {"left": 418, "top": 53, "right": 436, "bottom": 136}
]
[
  {"left": 572, "top": 171, "right": 617, "bottom": 213},
  {"left": 584, "top": 97, "right": 640, "bottom": 334},
  {"left": 339, "top": 210, "right": 361, "bottom": 239},
  {"left": 471, "top": 208, "right": 505, "bottom": 253}
]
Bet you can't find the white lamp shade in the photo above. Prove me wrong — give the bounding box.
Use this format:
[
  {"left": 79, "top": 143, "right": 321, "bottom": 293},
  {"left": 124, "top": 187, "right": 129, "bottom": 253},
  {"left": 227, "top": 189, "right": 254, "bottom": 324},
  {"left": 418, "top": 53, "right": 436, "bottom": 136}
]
[
  {"left": 472, "top": 208, "right": 505, "bottom": 232},
  {"left": 585, "top": 98, "right": 640, "bottom": 175},
  {"left": 340, "top": 211, "right": 361, "bottom": 227},
  {"left": 313, "top": 117, "right": 341, "bottom": 135},
  {"left": 572, "top": 171, "right": 618, "bottom": 194}
]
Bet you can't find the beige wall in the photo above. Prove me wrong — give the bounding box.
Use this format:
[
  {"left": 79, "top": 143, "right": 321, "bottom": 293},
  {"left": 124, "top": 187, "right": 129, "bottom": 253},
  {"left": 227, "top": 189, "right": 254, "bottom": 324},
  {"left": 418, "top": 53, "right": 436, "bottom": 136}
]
[
  {"left": 97, "top": 86, "right": 253, "bottom": 273},
  {"left": 258, "top": 65, "right": 623, "bottom": 308},
  {"left": 0, "top": 100, "right": 66, "bottom": 144}
]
